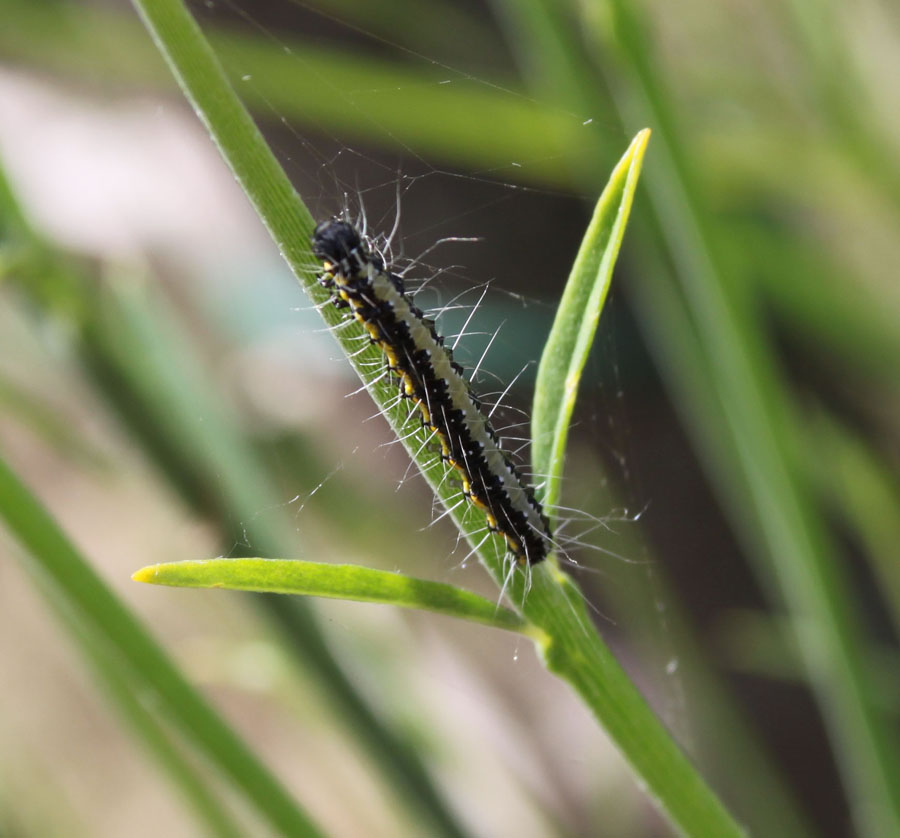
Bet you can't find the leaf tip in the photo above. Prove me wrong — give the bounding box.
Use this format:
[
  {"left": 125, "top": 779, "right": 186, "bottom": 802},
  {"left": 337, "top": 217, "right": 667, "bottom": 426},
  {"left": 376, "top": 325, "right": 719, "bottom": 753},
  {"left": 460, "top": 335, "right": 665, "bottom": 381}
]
[
  {"left": 629, "top": 128, "right": 652, "bottom": 161},
  {"left": 132, "top": 565, "right": 159, "bottom": 584}
]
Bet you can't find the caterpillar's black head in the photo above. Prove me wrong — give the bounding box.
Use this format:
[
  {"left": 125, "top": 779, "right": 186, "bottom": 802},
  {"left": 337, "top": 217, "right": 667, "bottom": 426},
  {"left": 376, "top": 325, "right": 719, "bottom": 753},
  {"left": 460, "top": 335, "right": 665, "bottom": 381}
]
[{"left": 312, "top": 220, "right": 363, "bottom": 266}]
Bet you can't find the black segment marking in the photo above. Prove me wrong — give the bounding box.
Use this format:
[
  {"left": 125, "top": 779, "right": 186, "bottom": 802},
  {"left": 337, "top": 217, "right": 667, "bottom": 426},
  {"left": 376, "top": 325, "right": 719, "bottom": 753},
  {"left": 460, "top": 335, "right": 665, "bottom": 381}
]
[{"left": 313, "top": 219, "right": 552, "bottom": 565}]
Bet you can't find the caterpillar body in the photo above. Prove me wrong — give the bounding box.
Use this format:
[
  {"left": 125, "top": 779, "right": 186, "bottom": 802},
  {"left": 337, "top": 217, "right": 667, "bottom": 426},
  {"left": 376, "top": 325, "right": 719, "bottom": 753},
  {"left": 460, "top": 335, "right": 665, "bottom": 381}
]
[{"left": 313, "top": 219, "right": 552, "bottom": 565}]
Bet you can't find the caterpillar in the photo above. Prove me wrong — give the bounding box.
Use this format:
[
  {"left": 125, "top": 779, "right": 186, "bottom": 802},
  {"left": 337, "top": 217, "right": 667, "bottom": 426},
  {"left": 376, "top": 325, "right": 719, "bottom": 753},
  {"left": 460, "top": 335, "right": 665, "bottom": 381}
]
[{"left": 312, "top": 219, "right": 553, "bottom": 565}]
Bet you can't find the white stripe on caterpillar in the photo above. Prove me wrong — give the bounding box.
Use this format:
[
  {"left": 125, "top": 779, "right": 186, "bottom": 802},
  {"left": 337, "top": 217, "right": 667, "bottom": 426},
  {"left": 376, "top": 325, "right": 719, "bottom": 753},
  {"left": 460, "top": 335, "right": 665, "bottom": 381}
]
[{"left": 313, "top": 219, "right": 552, "bottom": 565}]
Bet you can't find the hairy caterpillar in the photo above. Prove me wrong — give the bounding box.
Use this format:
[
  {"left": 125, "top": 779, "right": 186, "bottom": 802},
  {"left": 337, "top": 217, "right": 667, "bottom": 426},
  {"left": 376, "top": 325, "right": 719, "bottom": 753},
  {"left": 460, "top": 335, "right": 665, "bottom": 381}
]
[{"left": 313, "top": 219, "right": 552, "bottom": 565}]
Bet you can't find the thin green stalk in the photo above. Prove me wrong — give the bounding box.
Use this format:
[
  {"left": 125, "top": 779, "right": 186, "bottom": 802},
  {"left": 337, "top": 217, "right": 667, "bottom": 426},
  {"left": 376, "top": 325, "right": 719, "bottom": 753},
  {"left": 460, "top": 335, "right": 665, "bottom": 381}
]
[
  {"left": 6, "top": 0, "right": 898, "bottom": 392},
  {"left": 0, "top": 158, "right": 469, "bottom": 838},
  {"left": 810, "top": 417, "right": 900, "bottom": 641},
  {"left": 133, "top": 559, "right": 529, "bottom": 634},
  {"left": 596, "top": 7, "right": 900, "bottom": 836},
  {"left": 567, "top": 1, "right": 900, "bottom": 834},
  {"left": 0, "top": 454, "right": 322, "bottom": 838},
  {"left": 127, "top": 0, "right": 745, "bottom": 833},
  {"left": 0, "top": 1, "right": 583, "bottom": 187},
  {"left": 532, "top": 128, "right": 649, "bottom": 514},
  {"left": 385, "top": 409, "right": 745, "bottom": 836},
  {"left": 491, "top": 0, "right": 900, "bottom": 834},
  {"left": 37, "top": 585, "right": 244, "bottom": 838}
]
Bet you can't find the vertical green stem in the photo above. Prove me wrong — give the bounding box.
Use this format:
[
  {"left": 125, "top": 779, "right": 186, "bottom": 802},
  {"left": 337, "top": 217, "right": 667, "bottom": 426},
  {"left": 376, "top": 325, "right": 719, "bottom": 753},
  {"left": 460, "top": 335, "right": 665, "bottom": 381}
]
[{"left": 0, "top": 454, "right": 322, "bottom": 838}]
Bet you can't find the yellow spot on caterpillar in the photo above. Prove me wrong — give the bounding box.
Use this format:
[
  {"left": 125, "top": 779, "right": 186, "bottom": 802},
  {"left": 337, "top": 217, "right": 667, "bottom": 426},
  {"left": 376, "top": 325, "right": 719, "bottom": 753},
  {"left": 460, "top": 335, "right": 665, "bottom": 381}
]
[{"left": 313, "top": 219, "right": 552, "bottom": 565}]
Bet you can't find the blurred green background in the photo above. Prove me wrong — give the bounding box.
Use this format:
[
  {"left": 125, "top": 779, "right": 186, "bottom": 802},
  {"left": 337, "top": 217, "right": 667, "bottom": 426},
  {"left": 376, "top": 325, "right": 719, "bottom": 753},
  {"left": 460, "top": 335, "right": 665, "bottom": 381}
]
[{"left": 1, "top": 0, "right": 899, "bottom": 835}]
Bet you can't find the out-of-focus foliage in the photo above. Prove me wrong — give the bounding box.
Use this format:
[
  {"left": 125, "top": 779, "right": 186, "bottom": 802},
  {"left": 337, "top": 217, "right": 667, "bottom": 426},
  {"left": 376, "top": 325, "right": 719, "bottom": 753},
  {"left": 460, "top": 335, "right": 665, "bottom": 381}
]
[{"left": 0, "top": 0, "right": 898, "bottom": 836}]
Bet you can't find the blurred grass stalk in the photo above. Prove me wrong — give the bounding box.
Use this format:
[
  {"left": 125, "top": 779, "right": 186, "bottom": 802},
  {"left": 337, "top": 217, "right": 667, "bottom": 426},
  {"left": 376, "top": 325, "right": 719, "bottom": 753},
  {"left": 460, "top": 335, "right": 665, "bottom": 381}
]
[
  {"left": 0, "top": 25, "right": 795, "bottom": 838},
  {"left": 491, "top": 1, "right": 900, "bottom": 836},
  {"left": 19, "top": 554, "right": 247, "bottom": 838},
  {"left": 2, "top": 0, "right": 899, "bottom": 834},
  {"left": 0, "top": 1, "right": 799, "bottom": 834},
  {"left": 809, "top": 415, "right": 900, "bottom": 641},
  {"left": 0, "top": 124, "right": 470, "bottom": 838},
  {"left": 1, "top": 2, "right": 896, "bottom": 383},
  {"left": 0, "top": 454, "right": 323, "bottom": 837},
  {"left": 125, "top": 0, "right": 748, "bottom": 832},
  {"left": 585, "top": 472, "right": 817, "bottom": 837}
]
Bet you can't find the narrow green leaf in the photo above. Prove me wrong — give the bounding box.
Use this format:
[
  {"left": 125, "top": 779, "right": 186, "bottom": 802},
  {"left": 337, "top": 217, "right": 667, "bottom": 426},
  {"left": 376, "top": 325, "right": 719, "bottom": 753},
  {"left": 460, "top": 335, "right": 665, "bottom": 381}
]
[
  {"left": 521, "top": 563, "right": 746, "bottom": 838},
  {"left": 57, "top": 606, "right": 245, "bottom": 838},
  {"left": 585, "top": 0, "right": 900, "bottom": 831},
  {"left": 124, "top": 1, "right": 746, "bottom": 834},
  {"left": 3, "top": 36, "right": 472, "bottom": 838},
  {"left": 495, "top": 0, "right": 900, "bottom": 834},
  {"left": 0, "top": 1, "right": 582, "bottom": 187},
  {"left": 0, "top": 453, "right": 323, "bottom": 838},
  {"left": 717, "top": 609, "right": 900, "bottom": 711},
  {"left": 0, "top": 369, "right": 107, "bottom": 469},
  {"left": 809, "top": 417, "right": 900, "bottom": 641},
  {"left": 532, "top": 128, "right": 649, "bottom": 514},
  {"left": 134, "top": 559, "right": 530, "bottom": 634}
]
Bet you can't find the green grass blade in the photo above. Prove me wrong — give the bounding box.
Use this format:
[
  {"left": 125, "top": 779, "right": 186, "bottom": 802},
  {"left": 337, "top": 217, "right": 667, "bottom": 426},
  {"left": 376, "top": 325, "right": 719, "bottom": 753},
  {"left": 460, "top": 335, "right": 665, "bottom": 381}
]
[
  {"left": 6, "top": 488, "right": 242, "bottom": 837},
  {"left": 521, "top": 565, "right": 746, "bottom": 838},
  {"left": 133, "top": 559, "right": 529, "bottom": 634},
  {"left": 0, "top": 454, "right": 323, "bottom": 838},
  {"left": 2, "top": 167, "right": 239, "bottom": 837},
  {"left": 0, "top": 1, "right": 584, "bottom": 187},
  {"left": 119, "top": 1, "right": 313, "bottom": 283},
  {"left": 52, "top": 602, "right": 245, "bottom": 838},
  {"left": 589, "top": 1, "right": 900, "bottom": 831},
  {"left": 3, "top": 214, "right": 469, "bottom": 838},
  {"left": 296, "top": 0, "right": 496, "bottom": 67},
  {"left": 496, "top": 0, "right": 900, "bottom": 833},
  {"left": 531, "top": 128, "right": 649, "bottom": 514},
  {"left": 1, "top": 139, "right": 470, "bottom": 837},
  {"left": 125, "top": 1, "right": 745, "bottom": 833},
  {"left": 810, "top": 417, "right": 900, "bottom": 641}
]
